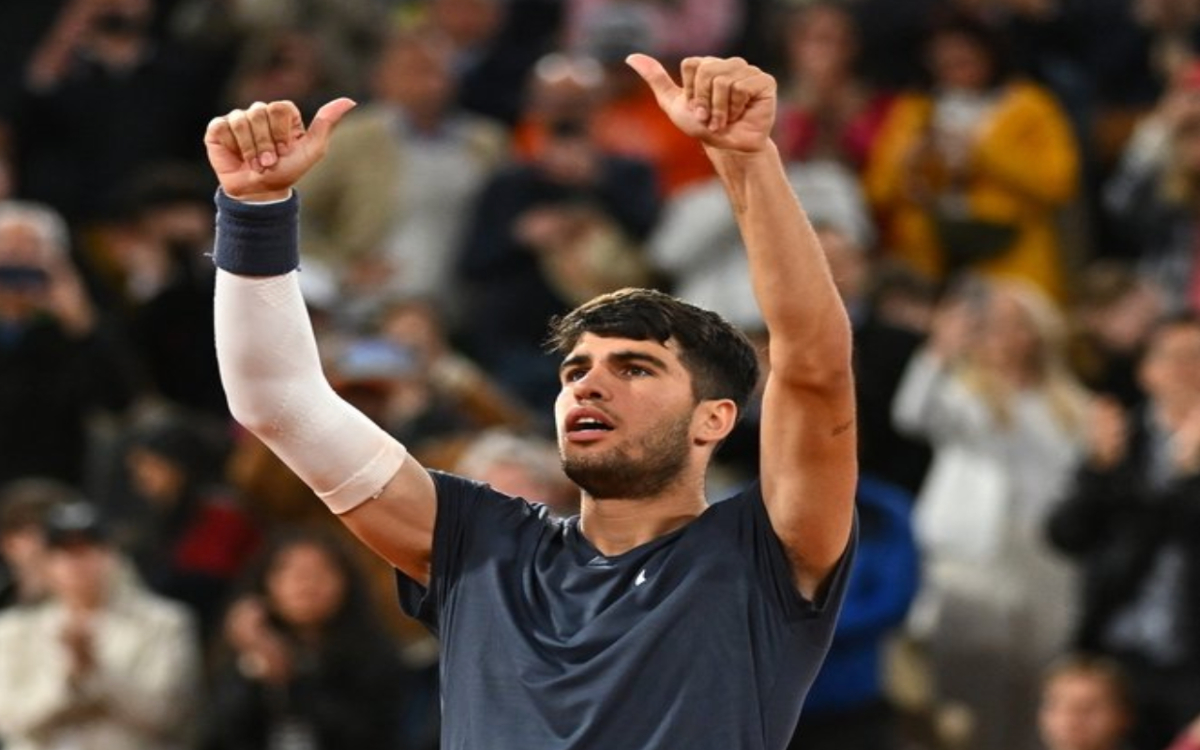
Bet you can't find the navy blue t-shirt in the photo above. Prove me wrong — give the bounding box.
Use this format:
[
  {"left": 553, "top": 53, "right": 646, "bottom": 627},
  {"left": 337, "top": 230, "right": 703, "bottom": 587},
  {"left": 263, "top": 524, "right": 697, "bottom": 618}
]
[{"left": 396, "top": 471, "right": 856, "bottom": 750}]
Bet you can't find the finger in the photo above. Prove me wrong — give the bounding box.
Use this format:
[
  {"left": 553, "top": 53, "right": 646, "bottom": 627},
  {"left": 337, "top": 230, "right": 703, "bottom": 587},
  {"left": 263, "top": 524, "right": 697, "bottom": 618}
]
[
  {"left": 689, "top": 57, "right": 725, "bottom": 125},
  {"left": 224, "top": 109, "right": 260, "bottom": 171},
  {"left": 306, "top": 97, "right": 357, "bottom": 149},
  {"left": 680, "top": 57, "right": 701, "bottom": 113},
  {"left": 205, "top": 116, "right": 241, "bottom": 158},
  {"left": 727, "top": 68, "right": 774, "bottom": 124},
  {"left": 246, "top": 101, "right": 277, "bottom": 168},
  {"left": 705, "top": 57, "right": 749, "bottom": 130},
  {"left": 626, "top": 53, "right": 681, "bottom": 107},
  {"left": 709, "top": 74, "right": 733, "bottom": 131},
  {"left": 266, "top": 100, "right": 301, "bottom": 157}
]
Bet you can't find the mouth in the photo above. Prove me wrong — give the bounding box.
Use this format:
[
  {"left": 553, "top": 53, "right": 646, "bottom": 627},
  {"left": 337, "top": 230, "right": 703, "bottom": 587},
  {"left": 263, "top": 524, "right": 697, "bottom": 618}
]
[{"left": 565, "top": 408, "right": 615, "bottom": 442}]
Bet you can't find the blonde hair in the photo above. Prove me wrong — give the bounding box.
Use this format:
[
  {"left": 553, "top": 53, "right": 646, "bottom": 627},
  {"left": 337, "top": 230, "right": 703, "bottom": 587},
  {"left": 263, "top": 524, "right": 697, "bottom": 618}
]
[{"left": 959, "top": 278, "right": 1090, "bottom": 433}]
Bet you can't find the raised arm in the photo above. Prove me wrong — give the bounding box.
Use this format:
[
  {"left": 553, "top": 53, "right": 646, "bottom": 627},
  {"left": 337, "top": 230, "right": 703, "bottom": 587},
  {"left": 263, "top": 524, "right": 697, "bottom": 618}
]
[
  {"left": 204, "top": 100, "right": 436, "bottom": 583},
  {"left": 628, "top": 55, "right": 856, "bottom": 598}
]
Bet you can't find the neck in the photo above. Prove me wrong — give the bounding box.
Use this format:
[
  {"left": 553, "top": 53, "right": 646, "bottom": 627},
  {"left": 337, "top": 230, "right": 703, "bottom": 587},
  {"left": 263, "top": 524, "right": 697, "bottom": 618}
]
[{"left": 578, "top": 479, "right": 708, "bottom": 557}]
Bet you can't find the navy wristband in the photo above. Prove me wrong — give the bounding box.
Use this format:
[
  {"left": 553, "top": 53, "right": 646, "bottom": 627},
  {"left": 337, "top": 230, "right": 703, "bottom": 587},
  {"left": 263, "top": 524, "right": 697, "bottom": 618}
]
[{"left": 212, "top": 188, "right": 300, "bottom": 276}]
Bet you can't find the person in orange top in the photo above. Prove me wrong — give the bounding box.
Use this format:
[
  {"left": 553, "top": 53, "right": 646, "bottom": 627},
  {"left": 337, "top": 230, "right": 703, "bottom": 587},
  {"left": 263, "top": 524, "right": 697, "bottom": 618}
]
[
  {"left": 864, "top": 14, "right": 1079, "bottom": 302},
  {"left": 514, "top": 7, "right": 714, "bottom": 198}
]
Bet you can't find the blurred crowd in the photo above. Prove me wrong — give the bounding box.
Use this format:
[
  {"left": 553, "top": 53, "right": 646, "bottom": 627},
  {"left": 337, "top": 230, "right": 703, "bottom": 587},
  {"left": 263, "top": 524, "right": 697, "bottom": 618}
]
[{"left": 2, "top": 0, "right": 1200, "bottom": 749}]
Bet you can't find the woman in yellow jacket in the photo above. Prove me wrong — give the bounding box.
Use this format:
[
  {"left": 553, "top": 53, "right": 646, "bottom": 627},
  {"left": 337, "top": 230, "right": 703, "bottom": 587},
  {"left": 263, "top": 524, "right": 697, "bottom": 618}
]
[{"left": 865, "top": 15, "right": 1079, "bottom": 303}]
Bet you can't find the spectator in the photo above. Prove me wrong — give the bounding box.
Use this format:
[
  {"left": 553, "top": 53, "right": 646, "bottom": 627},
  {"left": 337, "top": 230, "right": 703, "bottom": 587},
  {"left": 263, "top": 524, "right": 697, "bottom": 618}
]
[
  {"left": 0, "top": 478, "right": 78, "bottom": 610},
  {"left": 428, "top": 0, "right": 564, "bottom": 126},
  {"left": 865, "top": 13, "right": 1079, "bottom": 301},
  {"left": 649, "top": 160, "right": 872, "bottom": 332},
  {"left": 565, "top": 0, "right": 743, "bottom": 62},
  {"left": 376, "top": 297, "right": 537, "bottom": 437},
  {"left": 327, "top": 335, "right": 478, "bottom": 453},
  {"left": 1048, "top": 312, "right": 1200, "bottom": 750},
  {"left": 1037, "top": 654, "right": 1135, "bottom": 750},
  {"left": 203, "top": 529, "right": 412, "bottom": 750},
  {"left": 297, "top": 28, "right": 509, "bottom": 324},
  {"left": 0, "top": 501, "right": 201, "bottom": 750},
  {"left": 774, "top": 1, "right": 894, "bottom": 171},
  {"left": 12, "top": 0, "right": 224, "bottom": 222},
  {"left": 458, "top": 85, "right": 660, "bottom": 410},
  {"left": 894, "top": 277, "right": 1090, "bottom": 750},
  {"left": 454, "top": 428, "right": 579, "bottom": 517},
  {"left": 169, "top": 0, "right": 384, "bottom": 91},
  {"left": 115, "top": 417, "right": 261, "bottom": 638},
  {"left": 1068, "top": 262, "right": 1166, "bottom": 410},
  {"left": 103, "top": 165, "right": 227, "bottom": 417},
  {"left": 1105, "top": 64, "right": 1200, "bottom": 313},
  {"left": 0, "top": 201, "right": 138, "bottom": 487},
  {"left": 578, "top": 6, "right": 716, "bottom": 197},
  {"left": 222, "top": 27, "right": 359, "bottom": 120}
]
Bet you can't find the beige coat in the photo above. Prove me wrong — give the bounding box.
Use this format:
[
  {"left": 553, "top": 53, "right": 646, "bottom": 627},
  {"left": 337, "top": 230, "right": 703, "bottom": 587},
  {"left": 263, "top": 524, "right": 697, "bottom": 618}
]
[
  {"left": 297, "top": 103, "right": 509, "bottom": 270},
  {"left": 0, "top": 573, "right": 200, "bottom": 750}
]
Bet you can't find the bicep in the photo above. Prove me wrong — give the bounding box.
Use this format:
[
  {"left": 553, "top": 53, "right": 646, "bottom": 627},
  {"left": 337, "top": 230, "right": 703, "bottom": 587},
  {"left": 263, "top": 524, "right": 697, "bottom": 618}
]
[
  {"left": 759, "top": 371, "right": 858, "bottom": 599},
  {"left": 339, "top": 457, "right": 438, "bottom": 585}
]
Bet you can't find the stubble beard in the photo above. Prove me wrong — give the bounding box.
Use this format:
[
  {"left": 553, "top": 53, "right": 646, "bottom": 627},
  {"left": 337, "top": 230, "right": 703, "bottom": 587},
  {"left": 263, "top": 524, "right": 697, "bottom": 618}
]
[{"left": 561, "top": 411, "right": 693, "bottom": 500}]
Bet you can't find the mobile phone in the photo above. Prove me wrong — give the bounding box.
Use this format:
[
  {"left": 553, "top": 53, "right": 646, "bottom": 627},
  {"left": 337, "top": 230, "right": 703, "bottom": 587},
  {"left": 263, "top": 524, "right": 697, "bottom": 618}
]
[{"left": 0, "top": 265, "right": 50, "bottom": 291}]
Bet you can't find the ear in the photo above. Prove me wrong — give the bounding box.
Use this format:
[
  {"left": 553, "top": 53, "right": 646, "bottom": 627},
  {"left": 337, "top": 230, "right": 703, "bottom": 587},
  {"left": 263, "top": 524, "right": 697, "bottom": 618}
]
[{"left": 693, "top": 399, "right": 739, "bottom": 446}]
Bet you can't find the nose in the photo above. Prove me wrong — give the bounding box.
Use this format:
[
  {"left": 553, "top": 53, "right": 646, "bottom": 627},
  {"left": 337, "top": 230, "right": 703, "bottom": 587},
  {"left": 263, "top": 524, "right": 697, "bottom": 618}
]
[{"left": 568, "top": 368, "right": 610, "bottom": 402}]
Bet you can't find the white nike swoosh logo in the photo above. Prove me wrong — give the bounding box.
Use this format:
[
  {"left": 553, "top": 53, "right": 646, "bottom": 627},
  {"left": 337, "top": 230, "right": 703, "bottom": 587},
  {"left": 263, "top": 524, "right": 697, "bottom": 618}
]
[{"left": 635, "top": 569, "right": 647, "bottom": 586}]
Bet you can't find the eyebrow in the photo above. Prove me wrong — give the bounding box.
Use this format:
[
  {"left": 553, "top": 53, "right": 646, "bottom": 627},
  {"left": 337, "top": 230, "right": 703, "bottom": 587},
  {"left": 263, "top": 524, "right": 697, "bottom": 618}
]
[{"left": 558, "top": 349, "right": 672, "bottom": 375}]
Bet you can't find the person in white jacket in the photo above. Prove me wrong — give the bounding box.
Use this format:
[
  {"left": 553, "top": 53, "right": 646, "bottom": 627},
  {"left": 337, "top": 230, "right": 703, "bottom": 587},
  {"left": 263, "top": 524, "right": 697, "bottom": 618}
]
[
  {"left": 0, "top": 502, "right": 201, "bottom": 750},
  {"left": 893, "top": 276, "right": 1090, "bottom": 750}
]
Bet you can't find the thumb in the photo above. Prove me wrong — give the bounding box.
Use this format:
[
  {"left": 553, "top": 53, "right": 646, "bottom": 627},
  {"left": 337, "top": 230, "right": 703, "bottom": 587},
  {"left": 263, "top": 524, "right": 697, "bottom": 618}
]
[
  {"left": 307, "top": 97, "right": 357, "bottom": 146},
  {"left": 625, "top": 53, "right": 678, "bottom": 103}
]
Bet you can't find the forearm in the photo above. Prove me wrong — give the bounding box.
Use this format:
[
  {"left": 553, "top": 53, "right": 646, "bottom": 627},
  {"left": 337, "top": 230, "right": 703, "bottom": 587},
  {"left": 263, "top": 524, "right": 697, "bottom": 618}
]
[
  {"left": 706, "top": 142, "right": 851, "bottom": 373},
  {"left": 213, "top": 191, "right": 406, "bottom": 512}
]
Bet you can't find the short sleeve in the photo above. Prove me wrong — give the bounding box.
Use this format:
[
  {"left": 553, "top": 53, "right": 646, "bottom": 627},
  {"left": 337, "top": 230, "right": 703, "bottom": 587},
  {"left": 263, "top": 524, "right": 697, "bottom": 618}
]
[
  {"left": 395, "top": 471, "right": 546, "bottom": 632},
  {"left": 728, "top": 481, "right": 858, "bottom": 623}
]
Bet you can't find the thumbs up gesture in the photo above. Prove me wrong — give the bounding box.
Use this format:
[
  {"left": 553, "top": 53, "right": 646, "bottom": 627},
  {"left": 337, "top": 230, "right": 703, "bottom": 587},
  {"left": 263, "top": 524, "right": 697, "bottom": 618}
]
[
  {"left": 203, "top": 98, "right": 357, "bottom": 202},
  {"left": 625, "top": 54, "right": 776, "bottom": 153}
]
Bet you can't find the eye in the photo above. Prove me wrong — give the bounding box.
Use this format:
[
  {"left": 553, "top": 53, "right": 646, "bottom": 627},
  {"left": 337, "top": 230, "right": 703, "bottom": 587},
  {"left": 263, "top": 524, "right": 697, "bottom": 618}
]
[
  {"left": 562, "top": 367, "right": 587, "bottom": 383},
  {"left": 623, "top": 365, "right": 652, "bottom": 377}
]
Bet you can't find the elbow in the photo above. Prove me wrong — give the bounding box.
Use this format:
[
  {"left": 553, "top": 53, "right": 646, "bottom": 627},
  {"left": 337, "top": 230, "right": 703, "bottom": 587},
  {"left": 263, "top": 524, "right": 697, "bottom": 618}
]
[
  {"left": 223, "top": 377, "right": 291, "bottom": 438},
  {"left": 226, "top": 397, "right": 277, "bottom": 438},
  {"left": 770, "top": 330, "right": 854, "bottom": 391},
  {"left": 772, "top": 356, "right": 854, "bottom": 394}
]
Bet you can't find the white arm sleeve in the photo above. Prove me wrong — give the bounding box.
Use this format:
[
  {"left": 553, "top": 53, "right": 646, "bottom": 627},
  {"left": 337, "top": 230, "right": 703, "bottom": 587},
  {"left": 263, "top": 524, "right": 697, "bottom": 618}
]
[{"left": 214, "top": 270, "right": 407, "bottom": 513}]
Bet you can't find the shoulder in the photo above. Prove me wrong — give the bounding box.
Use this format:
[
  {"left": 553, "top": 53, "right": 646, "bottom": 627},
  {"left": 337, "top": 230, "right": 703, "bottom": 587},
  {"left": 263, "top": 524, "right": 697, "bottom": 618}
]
[
  {"left": 884, "top": 92, "right": 935, "bottom": 124},
  {"left": 114, "top": 585, "right": 196, "bottom": 633},
  {"left": 430, "top": 470, "right": 557, "bottom": 529},
  {"left": 0, "top": 602, "right": 47, "bottom": 637}
]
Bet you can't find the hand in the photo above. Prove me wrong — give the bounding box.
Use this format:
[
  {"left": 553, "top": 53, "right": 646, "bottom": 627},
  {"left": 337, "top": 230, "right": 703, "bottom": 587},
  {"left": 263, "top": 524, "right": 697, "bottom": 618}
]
[
  {"left": 60, "top": 613, "right": 96, "bottom": 682},
  {"left": 1087, "top": 396, "right": 1128, "bottom": 470},
  {"left": 928, "top": 296, "right": 979, "bottom": 363},
  {"left": 626, "top": 54, "right": 776, "bottom": 153},
  {"left": 1171, "top": 405, "right": 1200, "bottom": 475},
  {"left": 224, "top": 597, "right": 293, "bottom": 684},
  {"left": 514, "top": 206, "right": 583, "bottom": 253},
  {"left": 43, "top": 257, "right": 95, "bottom": 337},
  {"left": 204, "top": 98, "right": 356, "bottom": 202}
]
